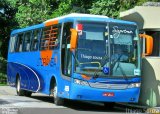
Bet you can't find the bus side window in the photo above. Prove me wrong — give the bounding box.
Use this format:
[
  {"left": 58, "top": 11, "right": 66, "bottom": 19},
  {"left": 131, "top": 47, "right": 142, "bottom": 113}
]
[
  {"left": 23, "top": 32, "right": 31, "bottom": 52},
  {"left": 40, "top": 25, "right": 59, "bottom": 50},
  {"left": 50, "top": 25, "right": 61, "bottom": 50},
  {"left": 15, "top": 33, "right": 23, "bottom": 52},
  {"left": 41, "top": 28, "right": 47, "bottom": 50},
  {"left": 31, "top": 29, "right": 41, "bottom": 51},
  {"left": 9, "top": 35, "right": 17, "bottom": 53}
]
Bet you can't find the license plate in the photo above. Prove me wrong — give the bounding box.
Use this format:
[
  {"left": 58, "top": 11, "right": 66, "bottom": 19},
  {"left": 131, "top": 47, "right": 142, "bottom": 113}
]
[{"left": 103, "top": 92, "right": 114, "bottom": 97}]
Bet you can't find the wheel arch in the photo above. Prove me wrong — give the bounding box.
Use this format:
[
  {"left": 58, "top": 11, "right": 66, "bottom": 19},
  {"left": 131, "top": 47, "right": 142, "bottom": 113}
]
[
  {"left": 49, "top": 76, "right": 57, "bottom": 95},
  {"left": 15, "top": 73, "right": 20, "bottom": 86}
]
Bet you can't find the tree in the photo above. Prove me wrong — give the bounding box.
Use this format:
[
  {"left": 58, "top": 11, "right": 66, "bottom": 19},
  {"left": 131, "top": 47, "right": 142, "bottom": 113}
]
[
  {"left": 0, "top": 0, "right": 16, "bottom": 83},
  {"left": 89, "top": 0, "right": 121, "bottom": 18},
  {"left": 120, "top": 0, "right": 137, "bottom": 12},
  {"left": 0, "top": 0, "right": 17, "bottom": 58},
  {"left": 15, "top": 0, "right": 52, "bottom": 28},
  {"left": 51, "top": 0, "right": 93, "bottom": 18}
]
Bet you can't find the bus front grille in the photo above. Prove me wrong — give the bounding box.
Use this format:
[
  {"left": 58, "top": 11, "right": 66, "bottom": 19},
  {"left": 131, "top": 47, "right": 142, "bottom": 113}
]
[{"left": 88, "top": 82, "right": 128, "bottom": 89}]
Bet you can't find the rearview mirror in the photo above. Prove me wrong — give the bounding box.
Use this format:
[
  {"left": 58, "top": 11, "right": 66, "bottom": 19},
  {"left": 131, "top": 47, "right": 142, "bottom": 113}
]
[
  {"left": 139, "top": 34, "right": 153, "bottom": 56},
  {"left": 70, "top": 29, "right": 78, "bottom": 51}
]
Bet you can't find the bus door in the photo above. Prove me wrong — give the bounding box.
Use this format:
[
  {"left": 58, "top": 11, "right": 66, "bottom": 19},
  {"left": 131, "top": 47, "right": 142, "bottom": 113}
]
[{"left": 61, "top": 22, "right": 73, "bottom": 97}]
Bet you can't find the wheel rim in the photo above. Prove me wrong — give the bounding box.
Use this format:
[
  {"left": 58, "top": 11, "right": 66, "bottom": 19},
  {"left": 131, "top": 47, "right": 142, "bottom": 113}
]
[
  {"left": 17, "top": 79, "right": 20, "bottom": 93},
  {"left": 53, "top": 85, "right": 57, "bottom": 99}
]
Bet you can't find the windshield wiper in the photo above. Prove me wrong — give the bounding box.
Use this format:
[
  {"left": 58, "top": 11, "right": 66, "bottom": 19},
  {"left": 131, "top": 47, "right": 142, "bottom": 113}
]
[
  {"left": 112, "top": 54, "right": 128, "bottom": 81},
  {"left": 71, "top": 52, "right": 80, "bottom": 66},
  {"left": 110, "top": 54, "right": 122, "bottom": 70},
  {"left": 116, "top": 62, "right": 128, "bottom": 81}
]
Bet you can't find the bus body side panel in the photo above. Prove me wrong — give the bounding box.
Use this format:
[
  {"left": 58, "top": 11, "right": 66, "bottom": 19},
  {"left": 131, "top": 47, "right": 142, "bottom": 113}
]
[
  {"left": 7, "top": 61, "right": 27, "bottom": 88},
  {"left": 7, "top": 29, "right": 72, "bottom": 96},
  {"left": 7, "top": 52, "right": 43, "bottom": 92},
  {"left": 7, "top": 62, "right": 29, "bottom": 89}
]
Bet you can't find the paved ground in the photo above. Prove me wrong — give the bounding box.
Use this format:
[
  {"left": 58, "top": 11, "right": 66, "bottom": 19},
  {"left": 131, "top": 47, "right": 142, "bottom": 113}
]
[{"left": 0, "top": 86, "right": 147, "bottom": 114}]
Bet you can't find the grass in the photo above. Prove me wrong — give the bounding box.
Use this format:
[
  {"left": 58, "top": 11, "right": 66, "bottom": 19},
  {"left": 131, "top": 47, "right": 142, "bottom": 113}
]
[{"left": 0, "top": 83, "right": 7, "bottom": 86}]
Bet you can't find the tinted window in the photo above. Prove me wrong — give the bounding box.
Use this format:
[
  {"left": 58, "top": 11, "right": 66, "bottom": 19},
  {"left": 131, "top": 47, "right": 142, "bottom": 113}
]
[
  {"left": 15, "top": 34, "right": 23, "bottom": 52},
  {"left": 40, "top": 25, "right": 60, "bottom": 50},
  {"left": 31, "top": 29, "right": 41, "bottom": 51},
  {"left": 23, "top": 32, "right": 31, "bottom": 52},
  {"left": 9, "top": 35, "right": 17, "bottom": 53}
]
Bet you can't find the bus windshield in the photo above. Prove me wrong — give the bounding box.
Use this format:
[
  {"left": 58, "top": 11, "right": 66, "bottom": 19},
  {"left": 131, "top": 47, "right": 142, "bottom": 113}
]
[{"left": 75, "top": 22, "right": 140, "bottom": 77}]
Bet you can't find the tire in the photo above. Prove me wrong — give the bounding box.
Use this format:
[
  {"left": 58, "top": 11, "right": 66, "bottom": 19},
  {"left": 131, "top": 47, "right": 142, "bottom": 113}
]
[
  {"left": 52, "top": 83, "right": 64, "bottom": 105},
  {"left": 24, "top": 91, "right": 32, "bottom": 97},
  {"left": 104, "top": 102, "right": 115, "bottom": 109},
  {"left": 16, "top": 78, "right": 25, "bottom": 96}
]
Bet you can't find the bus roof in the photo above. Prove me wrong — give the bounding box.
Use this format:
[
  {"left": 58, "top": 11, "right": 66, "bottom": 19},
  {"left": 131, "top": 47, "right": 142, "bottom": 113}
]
[
  {"left": 11, "top": 13, "right": 136, "bottom": 35},
  {"left": 45, "top": 13, "right": 136, "bottom": 25}
]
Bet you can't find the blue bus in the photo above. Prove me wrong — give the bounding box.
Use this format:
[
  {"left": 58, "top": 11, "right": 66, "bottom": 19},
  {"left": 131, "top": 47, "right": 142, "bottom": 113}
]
[{"left": 7, "top": 13, "right": 141, "bottom": 107}]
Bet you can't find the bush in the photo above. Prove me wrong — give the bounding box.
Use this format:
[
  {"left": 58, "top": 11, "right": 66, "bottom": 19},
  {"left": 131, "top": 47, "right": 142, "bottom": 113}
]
[{"left": 0, "top": 57, "right": 7, "bottom": 84}]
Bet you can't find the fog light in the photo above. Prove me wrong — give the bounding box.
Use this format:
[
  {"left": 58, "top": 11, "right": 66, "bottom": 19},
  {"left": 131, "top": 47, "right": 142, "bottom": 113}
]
[{"left": 128, "top": 83, "right": 141, "bottom": 88}]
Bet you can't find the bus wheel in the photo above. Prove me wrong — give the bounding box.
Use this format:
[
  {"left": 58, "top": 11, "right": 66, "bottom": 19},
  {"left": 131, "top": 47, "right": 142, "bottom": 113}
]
[
  {"left": 52, "top": 83, "right": 64, "bottom": 105},
  {"left": 16, "top": 78, "right": 24, "bottom": 96},
  {"left": 24, "top": 91, "right": 32, "bottom": 97},
  {"left": 104, "top": 102, "right": 115, "bottom": 109}
]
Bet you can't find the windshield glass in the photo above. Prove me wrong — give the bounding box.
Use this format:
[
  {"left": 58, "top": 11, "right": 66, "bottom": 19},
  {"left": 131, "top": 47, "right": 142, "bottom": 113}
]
[
  {"left": 75, "top": 22, "right": 107, "bottom": 76},
  {"left": 109, "top": 23, "right": 139, "bottom": 76},
  {"left": 75, "top": 22, "right": 140, "bottom": 77}
]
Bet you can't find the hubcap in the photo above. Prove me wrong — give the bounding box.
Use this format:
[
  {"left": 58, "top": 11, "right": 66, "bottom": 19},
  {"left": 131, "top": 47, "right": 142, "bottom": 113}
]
[
  {"left": 17, "top": 79, "right": 20, "bottom": 92},
  {"left": 53, "top": 85, "right": 57, "bottom": 98}
]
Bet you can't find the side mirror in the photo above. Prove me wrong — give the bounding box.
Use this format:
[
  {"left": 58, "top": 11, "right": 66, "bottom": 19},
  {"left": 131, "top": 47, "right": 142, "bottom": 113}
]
[
  {"left": 70, "top": 29, "right": 78, "bottom": 51},
  {"left": 139, "top": 34, "right": 153, "bottom": 56}
]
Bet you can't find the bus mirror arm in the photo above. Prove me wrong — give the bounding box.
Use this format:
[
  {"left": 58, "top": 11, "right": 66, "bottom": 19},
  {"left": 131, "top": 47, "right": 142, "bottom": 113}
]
[{"left": 70, "top": 29, "right": 78, "bottom": 52}]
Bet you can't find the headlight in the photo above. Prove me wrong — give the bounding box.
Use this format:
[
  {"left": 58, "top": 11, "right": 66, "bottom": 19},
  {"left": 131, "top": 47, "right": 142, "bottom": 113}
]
[
  {"left": 74, "top": 79, "right": 89, "bottom": 86},
  {"left": 128, "top": 83, "right": 141, "bottom": 88}
]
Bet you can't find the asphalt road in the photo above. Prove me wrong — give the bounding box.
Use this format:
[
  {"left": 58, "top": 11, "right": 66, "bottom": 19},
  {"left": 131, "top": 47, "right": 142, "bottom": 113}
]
[{"left": 0, "top": 86, "right": 145, "bottom": 114}]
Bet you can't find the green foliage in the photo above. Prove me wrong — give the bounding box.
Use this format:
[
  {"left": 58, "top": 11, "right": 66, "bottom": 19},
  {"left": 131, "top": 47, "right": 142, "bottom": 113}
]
[
  {"left": 51, "top": 0, "right": 72, "bottom": 18},
  {"left": 0, "top": 0, "right": 14, "bottom": 84},
  {"left": 0, "top": 0, "right": 17, "bottom": 58},
  {"left": 89, "top": 0, "right": 121, "bottom": 18},
  {"left": 0, "top": 57, "right": 7, "bottom": 84},
  {"left": 89, "top": 0, "right": 139, "bottom": 18},
  {"left": 15, "top": 0, "right": 52, "bottom": 28},
  {"left": 120, "top": 0, "right": 137, "bottom": 12},
  {"left": 51, "top": 0, "right": 93, "bottom": 17}
]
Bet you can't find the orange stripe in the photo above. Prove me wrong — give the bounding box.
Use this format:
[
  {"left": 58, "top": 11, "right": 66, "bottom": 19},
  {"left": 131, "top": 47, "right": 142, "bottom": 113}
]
[{"left": 45, "top": 20, "right": 58, "bottom": 26}]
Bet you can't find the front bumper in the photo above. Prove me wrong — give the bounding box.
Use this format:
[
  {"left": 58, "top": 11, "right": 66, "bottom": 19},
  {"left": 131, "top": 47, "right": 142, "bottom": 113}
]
[{"left": 70, "top": 83, "right": 140, "bottom": 103}]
